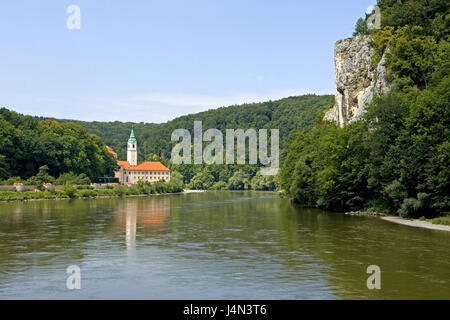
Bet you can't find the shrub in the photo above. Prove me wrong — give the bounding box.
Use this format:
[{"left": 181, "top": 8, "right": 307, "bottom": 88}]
[
  {"left": 228, "top": 170, "right": 251, "bottom": 190},
  {"left": 114, "top": 186, "right": 128, "bottom": 197},
  {"left": 429, "top": 216, "right": 450, "bottom": 226},
  {"left": 398, "top": 198, "right": 422, "bottom": 218},
  {"left": 0, "top": 177, "right": 22, "bottom": 185},
  {"left": 55, "top": 172, "right": 91, "bottom": 185},
  {"left": 76, "top": 185, "right": 94, "bottom": 190},
  {"left": 25, "top": 165, "right": 55, "bottom": 185},
  {"left": 63, "top": 182, "right": 77, "bottom": 198},
  {"left": 77, "top": 189, "right": 96, "bottom": 198},
  {"left": 250, "top": 173, "right": 277, "bottom": 191},
  {"left": 212, "top": 181, "right": 227, "bottom": 190},
  {"left": 383, "top": 180, "right": 407, "bottom": 212},
  {"left": 153, "top": 180, "right": 167, "bottom": 193}
]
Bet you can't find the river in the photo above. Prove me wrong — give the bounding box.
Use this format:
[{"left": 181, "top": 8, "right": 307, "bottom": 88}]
[{"left": 0, "top": 191, "right": 448, "bottom": 299}]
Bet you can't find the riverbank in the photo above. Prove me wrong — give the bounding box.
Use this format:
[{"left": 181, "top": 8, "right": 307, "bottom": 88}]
[
  {"left": 183, "top": 190, "right": 208, "bottom": 193},
  {"left": 4, "top": 188, "right": 449, "bottom": 232},
  {"left": 381, "top": 216, "right": 450, "bottom": 232},
  {"left": 0, "top": 182, "right": 188, "bottom": 202},
  {"left": 0, "top": 188, "right": 273, "bottom": 203},
  {"left": 345, "top": 211, "right": 450, "bottom": 232},
  {"left": 0, "top": 189, "right": 208, "bottom": 203},
  {"left": 349, "top": 211, "right": 450, "bottom": 232}
]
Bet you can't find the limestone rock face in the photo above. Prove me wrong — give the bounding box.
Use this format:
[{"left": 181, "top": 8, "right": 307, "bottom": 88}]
[{"left": 324, "top": 35, "right": 390, "bottom": 127}]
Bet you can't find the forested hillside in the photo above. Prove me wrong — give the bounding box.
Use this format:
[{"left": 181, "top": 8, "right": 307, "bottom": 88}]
[
  {"left": 0, "top": 108, "right": 117, "bottom": 184},
  {"left": 56, "top": 94, "right": 333, "bottom": 189},
  {"left": 1, "top": 94, "right": 333, "bottom": 189},
  {"left": 55, "top": 94, "right": 333, "bottom": 162},
  {"left": 281, "top": 0, "right": 449, "bottom": 218}
]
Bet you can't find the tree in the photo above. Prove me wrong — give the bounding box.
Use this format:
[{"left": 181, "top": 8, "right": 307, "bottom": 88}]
[
  {"left": 0, "top": 155, "right": 9, "bottom": 180},
  {"left": 378, "top": 0, "right": 450, "bottom": 40},
  {"left": 54, "top": 172, "right": 91, "bottom": 185},
  {"left": 188, "top": 169, "right": 215, "bottom": 190},
  {"left": 26, "top": 165, "right": 55, "bottom": 185},
  {"left": 212, "top": 181, "right": 227, "bottom": 190},
  {"left": 250, "top": 172, "right": 276, "bottom": 191},
  {"left": 354, "top": 17, "right": 369, "bottom": 36},
  {"left": 63, "top": 182, "right": 77, "bottom": 198},
  {"left": 0, "top": 108, "right": 117, "bottom": 181},
  {"left": 169, "top": 171, "right": 184, "bottom": 191},
  {"left": 228, "top": 170, "right": 251, "bottom": 190}
]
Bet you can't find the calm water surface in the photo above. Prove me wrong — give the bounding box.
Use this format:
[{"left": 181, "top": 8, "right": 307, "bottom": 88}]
[{"left": 0, "top": 191, "right": 449, "bottom": 299}]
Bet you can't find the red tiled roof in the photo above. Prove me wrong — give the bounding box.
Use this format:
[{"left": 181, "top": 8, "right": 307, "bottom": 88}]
[
  {"left": 117, "top": 161, "right": 170, "bottom": 172},
  {"left": 106, "top": 146, "right": 118, "bottom": 158}
]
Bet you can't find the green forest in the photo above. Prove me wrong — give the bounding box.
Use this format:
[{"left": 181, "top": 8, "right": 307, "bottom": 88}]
[
  {"left": 281, "top": 0, "right": 449, "bottom": 219},
  {"left": 55, "top": 94, "right": 332, "bottom": 162},
  {"left": 0, "top": 94, "right": 333, "bottom": 190},
  {"left": 50, "top": 94, "right": 333, "bottom": 190},
  {"left": 0, "top": 108, "right": 117, "bottom": 185}
]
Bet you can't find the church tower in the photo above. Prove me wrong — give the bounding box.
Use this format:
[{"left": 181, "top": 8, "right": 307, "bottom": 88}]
[{"left": 127, "top": 128, "right": 138, "bottom": 166}]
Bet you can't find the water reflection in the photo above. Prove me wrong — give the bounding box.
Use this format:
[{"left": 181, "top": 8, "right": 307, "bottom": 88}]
[
  {"left": 0, "top": 192, "right": 449, "bottom": 299},
  {"left": 116, "top": 198, "right": 170, "bottom": 257},
  {"left": 124, "top": 203, "right": 136, "bottom": 256}
]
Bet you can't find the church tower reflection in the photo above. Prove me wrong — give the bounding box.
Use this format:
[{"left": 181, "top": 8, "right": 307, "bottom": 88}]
[
  {"left": 125, "top": 202, "right": 137, "bottom": 256},
  {"left": 117, "top": 198, "right": 170, "bottom": 257}
]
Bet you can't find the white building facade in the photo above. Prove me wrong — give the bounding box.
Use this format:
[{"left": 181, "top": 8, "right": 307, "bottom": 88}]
[{"left": 114, "top": 129, "right": 170, "bottom": 184}]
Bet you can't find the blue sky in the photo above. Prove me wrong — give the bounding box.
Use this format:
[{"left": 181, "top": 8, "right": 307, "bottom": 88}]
[{"left": 0, "top": 0, "right": 375, "bottom": 123}]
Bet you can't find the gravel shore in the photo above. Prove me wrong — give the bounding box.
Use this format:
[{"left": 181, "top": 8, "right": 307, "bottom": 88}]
[{"left": 381, "top": 216, "right": 450, "bottom": 232}]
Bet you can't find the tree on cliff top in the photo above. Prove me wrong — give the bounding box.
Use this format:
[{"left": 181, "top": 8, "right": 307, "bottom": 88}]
[{"left": 354, "top": 0, "right": 450, "bottom": 40}]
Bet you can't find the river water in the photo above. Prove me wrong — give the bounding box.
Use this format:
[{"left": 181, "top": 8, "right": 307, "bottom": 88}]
[{"left": 0, "top": 191, "right": 448, "bottom": 299}]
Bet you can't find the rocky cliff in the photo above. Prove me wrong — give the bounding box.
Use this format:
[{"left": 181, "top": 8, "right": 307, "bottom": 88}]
[{"left": 324, "top": 35, "right": 390, "bottom": 127}]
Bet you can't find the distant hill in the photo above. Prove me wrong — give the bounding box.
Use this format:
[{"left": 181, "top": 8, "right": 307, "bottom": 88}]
[{"left": 52, "top": 94, "right": 334, "bottom": 162}]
